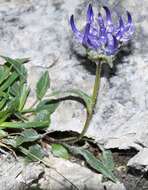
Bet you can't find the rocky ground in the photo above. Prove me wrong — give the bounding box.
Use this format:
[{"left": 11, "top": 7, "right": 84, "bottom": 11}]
[{"left": 0, "top": 0, "right": 148, "bottom": 189}]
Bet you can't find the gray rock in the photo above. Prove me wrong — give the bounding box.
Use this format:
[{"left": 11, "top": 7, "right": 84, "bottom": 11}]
[
  {"left": 0, "top": 153, "right": 126, "bottom": 190},
  {"left": 0, "top": 155, "right": 44, "bottom": 190},
  {"left": 39, "top": 152, "right": 126, "bottom": 190},
  {"left": 128, "top": 148, "right": 148, "bottom": 171}
]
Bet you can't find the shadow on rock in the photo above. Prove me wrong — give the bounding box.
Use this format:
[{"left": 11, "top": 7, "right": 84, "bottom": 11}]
[{"left": 70, "top": 41, "right": 135, "bottom": 81}]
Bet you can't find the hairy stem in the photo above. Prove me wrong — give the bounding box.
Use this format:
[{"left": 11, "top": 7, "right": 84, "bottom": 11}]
[{"left": 78, "top": 61, "right": 102, "bottom": 140}]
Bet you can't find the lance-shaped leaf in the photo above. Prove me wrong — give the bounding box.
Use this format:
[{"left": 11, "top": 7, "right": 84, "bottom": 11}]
[
  {"left": 64, "top": 144, "right": 117, "bottom": 183},
  {"left": 18, "top": 84, "right": 30, "bottom": 111},
  {"left": 0, "top": 65, "right": 11, "bottom": 86},
  {"left": 36, "top": 99, "right": 59, "bottom": 114},
  {"left": 0, "top": 120, "right": 49, "bottom": 129},
  {"left": 0, "top": 129, "right": 8, "bottom": 139},
  {"left": 0, "top": 98, "right": 19, "bottom": 123},
  {"left": 34, "top": 109, "right": 51, "bottom": 123},
  {"left": 0, "top": 56, "right": 28, "bottom": 81},
  {"left": 0, "top": 71, "right": 19, "bottom": 92},
  {"left": 51, "top": 144, "right": 69, "bottom": 160},
  {"left": 36, "top": 71, "right": 50, "bottom": 100},
  {"left": 15, "top": 129, "right": 40, "bottom": 147},
  {"left": 0, "top": 98, "right": 7, "bottom": 111},
  {"left": 100, "top": 148, "right": 115, "bottom": 172},
  {"left": 20, "top": 144, "right": 44, "bottom": 161}
]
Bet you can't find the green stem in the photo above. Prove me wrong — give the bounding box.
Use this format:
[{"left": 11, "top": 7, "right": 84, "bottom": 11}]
[
  {"left": 21, "top": 108, "right": 36, "bottom": 114},
  {"left": 78, "top": 61, "right": 102, "bottom": 140}
]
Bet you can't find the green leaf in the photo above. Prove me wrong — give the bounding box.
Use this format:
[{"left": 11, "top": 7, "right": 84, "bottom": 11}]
[
  {"left": 0, "top": 120, "right": 49, "bottom": 129},
  {"left": 0, "top": 111, "right": 11, "bottom": 123},
  {"left": 8, "top": 80, "right": 22, "bottom": 97},
  {"left": 35, "top": 110, "right": 51, "bottom": 122},
  {"left": 15, "top": 129, "right": 40, "bottom": 146},
  {"left": 20, "top": 144, "right": 44, "bottom": 161},
  {"left": 36, "top": 71, "right": 50, "bottom": 100},
  {"left": 51, "top": 144, "right": 69, "bottom": 160},
  {"left": 0, "top": 65, "right": 11, "bottom": 86},
  {"left": 2, "top": 138, "right": 17, "bottom": 148},
  {"left": 36, "top": 99, "right": 59, "bottom": 114},
  {"left": 0, "top": 129, "right": 8, "bottom": 138},
  {"left": 0, "top": 98, "right": 19, "bottom": 123},
  {"left": 15, "top": 58, "right": 30, "bottom": 64},
  {"left": 100, "top": 149, "right": 115, "bottom": 172},
  {"left": 0, "top": 56, "right": 28, "bottom": 80},
  {"left": 0, "top": 98, "right": 7, "bottom": 111},
  {"left": 0, "top": 71, "right": 19, "bottom": 92},
  {"left": 0, "top": 91, "right": 9, "bottom": 99},
  {"left": 50, "top": 89, "right": 92, "bottom": 114},
  {"left": 18, "top": 84, "right": 30, "bottom": 111},
  {"left": 64, "top": 144, "right": 117, "bottom": 183},
  {"left": 1, "top": 56, "right": 29, "bottom": 65}
]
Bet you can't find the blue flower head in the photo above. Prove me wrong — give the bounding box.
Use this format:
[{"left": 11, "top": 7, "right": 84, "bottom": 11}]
[{"left": 70, "top": 4, "right": 134, "bottom": 57}]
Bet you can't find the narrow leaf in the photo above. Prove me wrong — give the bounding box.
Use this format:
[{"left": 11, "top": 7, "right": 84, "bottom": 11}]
[
  {"left": 0, "top": 71, "right": 18, "bottom": 92},
  {"left": 0, "top": 65, "right": 11, "bottom": 86},
  {"left": 20, "top": 144, "right": 44, "bottom": 161},
  {"left": 35, "top": 110, "right": 51, "bottom": 122},
  {"left": 36, "top": 71, "right": 50, "bottom": 100},
  {"left": 18, "top": 84, "right": 30, "bottom": 111},
  {"left": 0, "top": 98, "right": 7, "bottom": 110},
  {"left": 100, "top": 149, "right": 115, "bottom": 172},
  {"left": 64, "top": 144, "right": 117, "bottom": 183},
  {"left": 51, "top": 144, "right": 69, "bottom": 160},
  {"left": 0, "top": 129, "right": 8, "bottom": 138},
  {"left": 36, "top": 99, "right": 59, "bottom": 114},
  {"left": 15, "top": 129, "right": 40, "bottom": 146},
  {"left": 0, "top": 56, "right": 28, "bottom": 79},
  {"left": 0, "top": 120, "right": 49, "bottom": 129}
]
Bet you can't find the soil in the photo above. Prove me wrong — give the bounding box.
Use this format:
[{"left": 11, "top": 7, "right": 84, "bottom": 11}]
[
  {"left": 1, "top": 131, "right": 148, "bottom": 190},
  {"left": 113, "top": 150, "right": 148, "bottom": 190},
  {"left": 47, "top": 132, "right": 148, "bottom": 190},
  {"left": 88, "top": 142, "right": 148, "bottom": 190}
]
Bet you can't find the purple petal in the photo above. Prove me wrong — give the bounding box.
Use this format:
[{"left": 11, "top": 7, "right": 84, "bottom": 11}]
[
  {"left": 87, "top": 4, "right": 94, "bottom": 23},
  {"left": 97, "top": 13, "right": 107, "bottom": 43},
  {"left": 89, "top": 24, "right": 99, "bottom": 36},
  {"left": 105, "top": 34, "right": 118, "bottom": 55},
  {"left": 117, "top": 11, "right": 134, "bottom": 42},
  {"left": 88, "top": 35, "right": 101, "bottom": 49},
  {"left": 115, "top": 16, "right": 125, "bottom": 40},
  {"left": 83, "top": 23, "right": 101, "bottom": 49},
  {"left": 123, "top": 11, "right": 133, "bottom": 32},
  {"left": 99, "top": 28, "right": 107, "bottom": 44},
  {"left": 127, "top": 11, "right": 132, "bottom": 25},
  {"left": 126, "top": 11, "right": 135, "bottom": 35},
  {"left": 70, "top": 15, "right": 83, "bottom": 41},
  {"left": 119, "top": 16, "right": 124, "bottom": 30},
  {"left": 98, "top": 13, "right": 105, "bottom": 27},
  {"left": 82, "top": 23, "right": 90, "bottom": 46},
  {"left": 116, "top": 30, "right": 124, "bottom": 40},
  {"left": 103, "top": 6, "right": 112, "bottom": 25}
]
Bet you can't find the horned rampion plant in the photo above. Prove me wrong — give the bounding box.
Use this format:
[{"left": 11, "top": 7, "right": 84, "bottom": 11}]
[{"left": 0, "top": 3, "right": 134, "bottom": 185}]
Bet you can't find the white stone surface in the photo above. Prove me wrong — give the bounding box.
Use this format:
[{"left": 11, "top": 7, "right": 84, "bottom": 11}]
[
  {"left": 0, "top": 156, "right": 44, "bottom": 190},
  {"left": 0, "top": 154, "right": 126, "bottom": 190},
  {"left": 128, "top": 148, "right": 148, "bottom": 171},
  {"left": 0, "top": 0, "right": 148, "bottom": 172}
]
